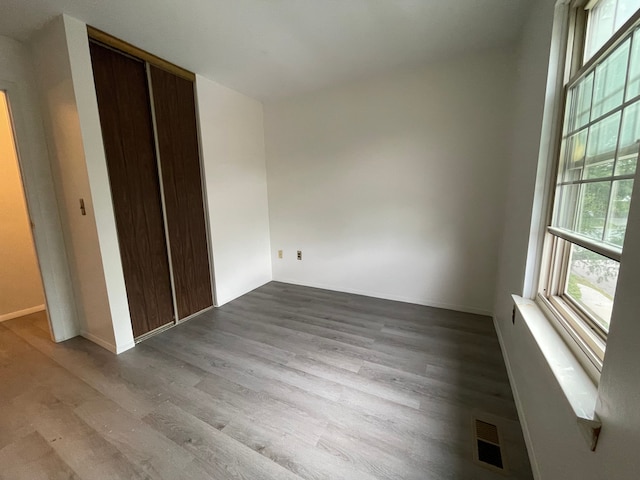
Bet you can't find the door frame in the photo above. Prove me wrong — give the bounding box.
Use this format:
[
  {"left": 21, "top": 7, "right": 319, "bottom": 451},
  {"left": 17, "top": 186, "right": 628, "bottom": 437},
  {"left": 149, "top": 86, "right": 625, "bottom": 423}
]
[{"left": 1, "top": 79, "right": 79, "bottom": 341}]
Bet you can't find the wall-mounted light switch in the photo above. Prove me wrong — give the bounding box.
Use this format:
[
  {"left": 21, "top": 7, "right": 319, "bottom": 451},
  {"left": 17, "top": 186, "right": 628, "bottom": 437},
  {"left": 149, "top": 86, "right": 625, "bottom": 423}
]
[
  {"left": 278, "top": 250, "right": 283, "bottom": 259},
  {"left": 297, "top": 250, "right": 302, "bottom": 260}
]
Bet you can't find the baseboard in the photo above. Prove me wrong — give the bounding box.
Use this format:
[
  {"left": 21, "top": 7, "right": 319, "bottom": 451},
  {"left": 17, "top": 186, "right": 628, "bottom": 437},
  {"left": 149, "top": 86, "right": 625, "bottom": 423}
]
[
  {"left": 80, "top": 330, "right": 118, "bottom": 354},
  {"left": 272, "top": 278, "right": 492, "bottom": 316},
  {"left": 115, "top": 339, "right": 135, "bottom": 354},
  {"left": 0, "top": 304, "right": 46, "bottom": 322},
  {"left": 493, "top": 315, "right": 542, "bottom": 480},
  {"left": 215, "top": 278, "right": 273, "bottom": 307}
]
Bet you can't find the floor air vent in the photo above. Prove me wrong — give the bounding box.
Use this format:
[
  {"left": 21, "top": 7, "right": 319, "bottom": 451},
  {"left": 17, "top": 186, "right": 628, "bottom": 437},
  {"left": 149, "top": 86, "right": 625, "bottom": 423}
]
[{"left": 473, "top": 418, "right": 506, "bottom": 472}]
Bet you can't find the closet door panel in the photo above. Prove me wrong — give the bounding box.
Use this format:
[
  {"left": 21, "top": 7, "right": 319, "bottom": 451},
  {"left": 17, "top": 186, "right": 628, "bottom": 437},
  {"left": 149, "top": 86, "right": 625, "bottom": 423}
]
[
  {"left": 90, "top": 42, "right": 174, "bottom": 337},
  {"left": 149, "top": 66, "right": 213, "bottom": 319}
]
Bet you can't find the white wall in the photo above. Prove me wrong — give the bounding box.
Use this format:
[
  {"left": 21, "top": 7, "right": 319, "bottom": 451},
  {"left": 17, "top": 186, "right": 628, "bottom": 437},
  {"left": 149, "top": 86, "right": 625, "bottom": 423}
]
[
  {"left": 0, "top": 35, "right": 78, "bottom": 339},
  {"left": 196, "top": 75, "right": 272, "bottom": 306},
  {"left": 63, "top": 15, "right": 136, "bottom": 353},
  {"left": 495, "top": 1, "right": 640, "bottom": 478},
  {"left": 31, "top": 15, "right": 134, "bottom": 353},
  {"left": 264, "top": 51, "right": 516, "bottom": 315},
  {"left": 0, "top": 91, "right": 45, "bottom": 319}
]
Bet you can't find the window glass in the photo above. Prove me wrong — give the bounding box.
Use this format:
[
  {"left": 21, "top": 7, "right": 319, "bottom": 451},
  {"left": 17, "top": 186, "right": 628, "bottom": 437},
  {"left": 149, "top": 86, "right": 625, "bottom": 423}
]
[
  {"left": 577, "top": 181, "right": 612, "bottom": 240},
  {"left": 565, "top": 245, "right": 619, "bottom": 331},
  {"left": 555, "top": 33, "right": 638, "bottom": 242},
  {"left": 569, "top": 73, "right": 594, "bottom": 132},
  {"left": 615, "top": 0, "right": 640, "bottom": 29},
  {"left": 542, "top": 1, "right": 640, "bottom": 367},
  {"left": 625, "top": 28, "right": 640, "bottom": 98},
  {"left": 591, "top": 38, "right": 630, "bottom": 119},
  {"left": 605, "top": 179, "right": 634, "bottom": 245},
  {"left": 585, "top": 112, "right": 621, "bottom": 179},
  {"left": 586, "top": 0, "right": 617, "bottom": 60},
  {"left": 616, "top": 101, "right": 640, "bottom": 173},
  {"left": 586, "top": 0, "right": 640, "bottom": 60},
  {"left": 554, "top": 184, "right": 581, "bottom": 230},
  {"left": 562, "top": 129, "right": 588, "bottom": 181}
]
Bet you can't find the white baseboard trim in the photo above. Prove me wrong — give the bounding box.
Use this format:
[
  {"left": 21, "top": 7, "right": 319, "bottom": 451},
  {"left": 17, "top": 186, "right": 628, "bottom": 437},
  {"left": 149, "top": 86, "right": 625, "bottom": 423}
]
[
  {"left": 215, "top": 278, "right": 273, "bottom": 307},
  {"left": 272, "top": 278, "right": 492, "bottom": 316},
  {"left": 81, "top": 330, "right": 135, "bottom": 355},
  {"left": 115, "top": 340, "right": 135, "bottom": 354},
  {"left": 493, "top": 315, "right": 542, "bottom": 480},
  {"left": 80, "top": 330, "right": 118, "bottom": 354},
  {"left": 0, "top": 304, "right": 45, "bottom": 323}
]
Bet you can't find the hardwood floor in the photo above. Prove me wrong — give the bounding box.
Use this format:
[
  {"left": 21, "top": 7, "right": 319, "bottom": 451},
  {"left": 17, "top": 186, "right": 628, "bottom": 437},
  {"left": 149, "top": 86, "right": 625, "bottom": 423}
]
[{"left": 0, "top": 282, "right": 533, "bottom": 479}]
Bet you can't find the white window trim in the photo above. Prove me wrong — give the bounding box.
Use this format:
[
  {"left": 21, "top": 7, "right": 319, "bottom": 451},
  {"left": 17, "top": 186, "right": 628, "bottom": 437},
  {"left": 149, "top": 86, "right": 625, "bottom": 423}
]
[
  {"left": 523, "top": 0, "right": 640, "bottom": 381},
  {"left": 520, "top": 0, "right": 596, "bottom": 371},
  {"left": 522, "top": 0, "right": 574, "bottom": 302},
  {"left": 512, "top": 296, "right": 601, "bottom": 451},
  {"left": 513, "top": 0, "right": 640, "bottom": 452}
]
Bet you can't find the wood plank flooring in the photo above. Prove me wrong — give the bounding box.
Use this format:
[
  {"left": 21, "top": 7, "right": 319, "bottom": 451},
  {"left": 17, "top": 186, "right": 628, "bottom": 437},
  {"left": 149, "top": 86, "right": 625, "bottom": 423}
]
[{"left": 0, "top": 282, "right": 533, "bottom": 479}]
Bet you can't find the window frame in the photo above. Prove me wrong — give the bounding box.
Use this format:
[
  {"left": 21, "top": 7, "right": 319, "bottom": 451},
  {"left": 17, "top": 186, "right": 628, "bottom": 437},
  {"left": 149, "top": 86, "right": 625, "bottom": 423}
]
[{"left": 537, "top": 0, "right": 640, "bottom": 375}]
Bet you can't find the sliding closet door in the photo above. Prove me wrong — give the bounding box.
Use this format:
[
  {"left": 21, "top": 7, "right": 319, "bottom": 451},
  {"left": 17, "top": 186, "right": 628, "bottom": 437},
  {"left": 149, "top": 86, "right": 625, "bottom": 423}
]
[
  {"left": 90, "top": 42, "right": 174, "bottom": 337},
  {"left": 149, "top": 66, "right": 213, "bottom": 319}
]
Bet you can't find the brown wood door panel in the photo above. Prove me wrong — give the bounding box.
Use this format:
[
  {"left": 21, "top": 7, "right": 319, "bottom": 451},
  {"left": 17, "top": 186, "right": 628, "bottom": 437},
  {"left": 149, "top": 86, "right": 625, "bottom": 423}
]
[
  {"left": 149, "top": 66, "right": 213, "bottom": 319},
  {"left": 89, "top": 42, "right": 174, "bottom": 337}
]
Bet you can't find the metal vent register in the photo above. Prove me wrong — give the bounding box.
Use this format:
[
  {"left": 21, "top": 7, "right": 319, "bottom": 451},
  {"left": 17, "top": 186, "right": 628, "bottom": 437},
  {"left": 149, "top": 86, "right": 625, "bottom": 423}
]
[{"left": 473, "top": 418, "right": 506, "bottom": 472}]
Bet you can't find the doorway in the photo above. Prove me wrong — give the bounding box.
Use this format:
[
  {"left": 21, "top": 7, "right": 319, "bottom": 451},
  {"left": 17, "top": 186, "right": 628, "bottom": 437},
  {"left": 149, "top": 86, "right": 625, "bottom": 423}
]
[{"left": 0, "top": 90, "right": 48, "bottom": 329}]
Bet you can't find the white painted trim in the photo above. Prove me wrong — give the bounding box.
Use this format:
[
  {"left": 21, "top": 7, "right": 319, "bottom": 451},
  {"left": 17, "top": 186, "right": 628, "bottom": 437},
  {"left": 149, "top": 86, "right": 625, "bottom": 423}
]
[
  {"left": 80, "top": 330, "right": 117, "bottom": 354},
  {"left": 115, "top": 339, "right": 136, "bottom": 354},
  {"left": 512, "top": 295, "right": 601, "bottom": 451},
  {"left": 513, "top": 296, "right": 599, "bottom": 419},
  {"left": 80, "top": 330, "right": 134, "bottom": 354},
  {"left": 0, "top": 304, "right": 45, "bottom": 322},
  {"left": 214, "top": 279, "right": 273, "bottom": 307},
  {"left": 273, "top": 278, "right": 493, "bottom": 317},
  {"left": 523, "top": 1, "right": 572, "bottom": 299},
  {"left": 493, "top": 315, "right": 542, "bottom": 480},
  {"left": 0, "top": 78, "right": 79, "bottom": 342}
]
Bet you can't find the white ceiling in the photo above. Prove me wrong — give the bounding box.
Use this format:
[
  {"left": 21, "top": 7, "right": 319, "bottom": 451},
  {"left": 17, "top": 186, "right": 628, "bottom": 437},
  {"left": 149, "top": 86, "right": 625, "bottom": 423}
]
[{"left": 1, "top": 0, "right": 534, "bottom": 100}]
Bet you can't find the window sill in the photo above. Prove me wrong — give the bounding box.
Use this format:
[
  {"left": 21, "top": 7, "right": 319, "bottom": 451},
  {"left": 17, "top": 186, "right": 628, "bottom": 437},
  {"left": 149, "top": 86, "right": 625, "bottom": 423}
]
[{"left": 511, "top": 295, "right": 601, "bottom": 451}]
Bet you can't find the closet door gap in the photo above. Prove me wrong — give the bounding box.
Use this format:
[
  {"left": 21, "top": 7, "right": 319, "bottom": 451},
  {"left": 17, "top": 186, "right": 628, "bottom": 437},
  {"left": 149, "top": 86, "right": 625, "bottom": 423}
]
[{"left": 146, "top": 62, "right": 180, "bottom": 326}]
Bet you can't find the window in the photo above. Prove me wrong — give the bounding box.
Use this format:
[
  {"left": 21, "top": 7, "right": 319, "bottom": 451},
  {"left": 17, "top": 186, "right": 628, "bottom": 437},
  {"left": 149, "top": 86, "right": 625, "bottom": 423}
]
[
  {"left": 584, "top": 0, "right": 640, "bottom": 60},
  {"left": 540, "top": 0, "right": 640, "bottom": 370}
]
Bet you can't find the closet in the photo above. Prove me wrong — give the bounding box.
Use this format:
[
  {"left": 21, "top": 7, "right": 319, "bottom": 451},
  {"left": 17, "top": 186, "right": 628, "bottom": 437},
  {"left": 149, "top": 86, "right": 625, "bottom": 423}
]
[{"left": 88, "top": 30, "right": 213, "bottom": 339}]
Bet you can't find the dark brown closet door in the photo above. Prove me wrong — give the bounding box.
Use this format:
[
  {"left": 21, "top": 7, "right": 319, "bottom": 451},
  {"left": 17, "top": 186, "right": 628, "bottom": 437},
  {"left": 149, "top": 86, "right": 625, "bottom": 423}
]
[
  {"left": 149, "top": 66, "right": 213, "bottom": 319},
  {"left": 90, "top": 42, "right": 174, "bottom": 337}
]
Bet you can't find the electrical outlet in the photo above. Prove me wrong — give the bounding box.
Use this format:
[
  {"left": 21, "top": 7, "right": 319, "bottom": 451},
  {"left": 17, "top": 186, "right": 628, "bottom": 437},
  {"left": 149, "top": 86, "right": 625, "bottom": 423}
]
[
  {"left": 297, "top": 250, "right": 302, "bottom": 260},
  {"left": 278, "top": 250, "right": 283, "bottom": 259}
]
